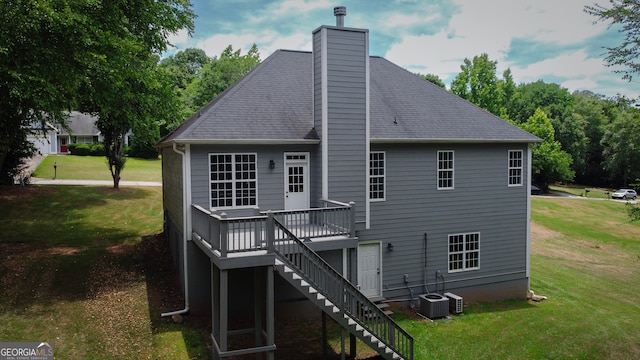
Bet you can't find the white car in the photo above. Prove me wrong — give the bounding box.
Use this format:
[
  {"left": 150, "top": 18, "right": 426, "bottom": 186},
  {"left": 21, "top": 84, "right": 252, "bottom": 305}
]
[{"left": 611, "top": 189, "right": 638, "bottom": 200}]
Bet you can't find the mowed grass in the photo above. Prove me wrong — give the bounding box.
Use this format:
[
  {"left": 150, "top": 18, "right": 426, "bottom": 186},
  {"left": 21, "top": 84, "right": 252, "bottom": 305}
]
[
  {"left": 0, "top": 186, "right": 208, "bottom": 359},
  {"left": 2, "top": 182, "right": 640, "bottom": 359},
  {"left": 34, "top": 155, "right": 161, "bottom": 182}
]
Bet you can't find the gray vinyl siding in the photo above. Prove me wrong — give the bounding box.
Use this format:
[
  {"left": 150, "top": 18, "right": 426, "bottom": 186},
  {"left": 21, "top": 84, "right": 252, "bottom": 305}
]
[
  {"left": 359, "top": 143, "right": 530, "bottom": 297},
  {"left": 320, "top": 27, "right": 369, "bottom": 222},
  {"left": 189, "top": 144, "right": 320, "bottom": 213},
  {"left": 313, "top": 31, "right": 323, "bottom": 138},
  {"left": 161, "top": 147, "right": 184, "bottom": 233}
]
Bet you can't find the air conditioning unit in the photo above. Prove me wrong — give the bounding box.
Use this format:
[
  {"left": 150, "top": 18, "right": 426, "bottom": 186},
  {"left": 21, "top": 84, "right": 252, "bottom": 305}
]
[
  {"left": 419, "top": 293, "right": 449, "bottom": 319},
  {"left": 444, "top": 292, "right": 463, "bottom": 314}
]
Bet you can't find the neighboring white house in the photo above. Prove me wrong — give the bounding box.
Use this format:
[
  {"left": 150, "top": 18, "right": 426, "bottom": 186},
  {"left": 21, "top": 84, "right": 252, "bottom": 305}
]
[
  {"left": 27, "top": 112, "right": 99, "bottom": 154},
  {"left": 27, "top": 111, "right": 131, "bottom": 154}
]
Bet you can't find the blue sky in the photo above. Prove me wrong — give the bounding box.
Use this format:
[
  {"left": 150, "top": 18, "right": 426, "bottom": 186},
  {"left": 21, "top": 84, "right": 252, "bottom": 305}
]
[{"left": 167, "top": 0, "right": 638, "bottom": 99}]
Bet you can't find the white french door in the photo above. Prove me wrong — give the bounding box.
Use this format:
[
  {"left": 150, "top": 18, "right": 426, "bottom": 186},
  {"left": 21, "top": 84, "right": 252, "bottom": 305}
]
[{"left": 284, "top": 153, "right": 310, "bottom": 211}]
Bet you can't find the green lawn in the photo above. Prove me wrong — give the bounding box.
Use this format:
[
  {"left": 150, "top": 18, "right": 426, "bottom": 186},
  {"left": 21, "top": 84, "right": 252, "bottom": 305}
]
[
  {"left": 33, "top": 155, "right": 161, "bottom": 182},
  {"left": 0, "top": 186, "right": 207, "bottom": 359},
  {"left": 1, "top": 183, "right": 639, "bottom": 359}
]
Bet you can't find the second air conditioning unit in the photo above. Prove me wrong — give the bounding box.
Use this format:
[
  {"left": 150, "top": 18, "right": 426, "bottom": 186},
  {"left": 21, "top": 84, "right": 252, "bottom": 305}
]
[{"left": 444, "top": 292, "right": 463, "bottom": 314}]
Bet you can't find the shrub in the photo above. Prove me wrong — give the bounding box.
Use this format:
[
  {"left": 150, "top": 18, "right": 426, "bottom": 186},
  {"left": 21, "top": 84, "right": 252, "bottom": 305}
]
[
  {"left": 69, "top": 143, "right": 91, "bottom": 156},
  {"left": 626, "top": 202, "right": 640, "bottom": 222},
  {"left": 128, "top": 142, "right": 159, "bottom": 159},
  {"left": 89, "top": 143, "right": 104, "bottom": 156}
]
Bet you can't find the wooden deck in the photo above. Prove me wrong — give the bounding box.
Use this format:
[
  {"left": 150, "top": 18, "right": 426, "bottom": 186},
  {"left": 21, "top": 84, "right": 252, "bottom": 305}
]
[{"left": 190, "top": 200, "right": 358, "bottom": 267}]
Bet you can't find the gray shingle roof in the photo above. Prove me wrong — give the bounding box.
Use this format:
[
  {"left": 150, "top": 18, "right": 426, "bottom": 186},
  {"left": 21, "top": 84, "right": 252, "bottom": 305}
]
[
  {"left": 60, "top": 111, "right": 99, "bottom": 136},
  {"left": 159, "top": 50, "right": 539, "bottom": 145},
  {"left": 161, "top": 50, "right": 315, "bottom": 143}
]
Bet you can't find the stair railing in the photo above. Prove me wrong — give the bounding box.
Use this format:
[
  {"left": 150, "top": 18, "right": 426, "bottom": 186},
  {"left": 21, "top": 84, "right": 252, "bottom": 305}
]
[{"left": 269, "top": 212, "right": 413, "bottom": 360}]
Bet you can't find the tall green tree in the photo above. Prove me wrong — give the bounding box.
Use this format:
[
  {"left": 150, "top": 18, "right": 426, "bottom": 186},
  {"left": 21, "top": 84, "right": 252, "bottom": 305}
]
[
  {"left": 585, "top": 0, "right": 640, "bottom": 81},
  {"left": 159, "top": 48, "right": 211, "bottom": 131},
  {"left": 0, "top": 0, "right": 195, "bottom": 187},
  {"left": 516, "top": 109, "right": 575, "bottom": 191},
  {"left": 77, "top": 0, "right": 195, "bottom": 189},
  {"left": 572, "top": 90, "right": 614, "bottom": 185},
  {"left": 0, "top": 0, "right": 88, "bottom": 182},
  {"left": 450, "top": 53, "right": 506, "bottom": 116},
  {"left": 509, "top": 81, "right": 588, "bottom": 177},
  {"left": 508, "top": 81, "right": 575, "bottom": 124},
  {"left": 418, "top": 73, "right": 446, "bottom": 88},
  {"left": 183, "top": 44, "right": 261, "bottom": 114},
  {"left": 601, "top": 107, "right": 640, "bottom": 186},
  {"left": 160, "top": 48, "right": 211, "bottom": 89}
]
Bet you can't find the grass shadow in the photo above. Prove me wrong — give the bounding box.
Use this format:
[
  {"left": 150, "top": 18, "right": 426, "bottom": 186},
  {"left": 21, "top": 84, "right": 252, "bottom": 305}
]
[{"left": 141, "top": 232, "right": 211, "bottom": 359}]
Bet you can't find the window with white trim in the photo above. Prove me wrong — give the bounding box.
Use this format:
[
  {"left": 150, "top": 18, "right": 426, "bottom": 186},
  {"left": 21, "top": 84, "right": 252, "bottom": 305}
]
[
  {"left": 209, "top": 153, "right": 257, "bottom": 209},
  {"left": 508, "top": 150, "right": 523, "bottom": 186},
  {"left": 448, "top": 232, "right": 480, "bottom": 272},
  {"left": 370, "top": 151, "right": 385, "bottom": 201},
  {"left": 437, "top": 150, "right": 454, "bottom": 190}
]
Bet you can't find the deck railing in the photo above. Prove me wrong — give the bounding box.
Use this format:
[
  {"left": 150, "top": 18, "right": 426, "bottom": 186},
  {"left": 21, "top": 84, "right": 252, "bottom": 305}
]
[
  {"left": 191, "top": 200, "right": 355, "bottom": 257},
  {"left": 271, "top": 214, "right": 414, "bottom": 360}
]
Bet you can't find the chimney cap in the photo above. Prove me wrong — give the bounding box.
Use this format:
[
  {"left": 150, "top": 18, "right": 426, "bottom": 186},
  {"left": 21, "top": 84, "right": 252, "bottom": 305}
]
[
  {"left": 334, "top": 6, "right": 346, "bottom": 27},
  {"left": 334, "top": 6, "right": 347, "bottom": 16}
]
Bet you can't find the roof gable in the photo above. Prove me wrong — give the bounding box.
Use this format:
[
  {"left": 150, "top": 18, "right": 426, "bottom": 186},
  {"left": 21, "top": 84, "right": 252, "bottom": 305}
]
[
  {"left": 369, "top": 57, "right": 538, "bottom": 142},
  {"left": 161, "top": 50, "right": 315, "bottom": 144}
]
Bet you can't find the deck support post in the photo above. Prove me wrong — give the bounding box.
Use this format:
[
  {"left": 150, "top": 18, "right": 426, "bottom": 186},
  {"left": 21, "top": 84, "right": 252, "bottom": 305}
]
[
  {"left": 220, "top": 269, "right": 229, "bottom": 354},
  {"left": 350, "top": 334, "right": 356, "bottom": 359},
  {"left": 254, "top": 268, "right": 263, "bottom": 359},
  {"left": 340, "top": 328, "right": 346, "bottom": 360},
  {"left": 266, "top": 265, "right": 275, "bottom": 360},
  {"left": 211, "top": 264, "right": 221, "bottom": 360},
  {"left": 322, "top": 311, "right": 328, "bottom": 359}
]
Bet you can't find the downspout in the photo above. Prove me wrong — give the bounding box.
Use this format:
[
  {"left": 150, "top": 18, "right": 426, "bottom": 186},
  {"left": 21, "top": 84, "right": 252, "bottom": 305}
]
[
  {"left": 162, "top": 142, "right": 190, "bottom": 317},
  {"left": 423, "top": 233, "right": 430, "bottom": 294}
]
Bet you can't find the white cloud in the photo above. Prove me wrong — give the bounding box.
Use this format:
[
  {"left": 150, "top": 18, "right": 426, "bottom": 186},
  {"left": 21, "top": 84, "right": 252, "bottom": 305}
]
[
  {"left": 167, "top": 28, "right": 190, "bottom": 46},
  {"left": 382, "top": 0, "right": 622, "bottom": 93},
  {"left": 196, "top": 34, "right": 260, "bottom": 57},
  {"left": 513, "top": 50, "right": 604, "bottom": 81},
  {"left": 265, "top": 0, "right": 333, "bottom": 16},
  {"left": 196, "top": 30, "right": 311, "bottom": 60}
]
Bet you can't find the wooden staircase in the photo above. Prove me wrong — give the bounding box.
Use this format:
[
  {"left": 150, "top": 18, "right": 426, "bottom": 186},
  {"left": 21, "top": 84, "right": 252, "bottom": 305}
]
[
  {"left": 369, "top": 297, "right": 394, "bottom": 318},
  {"left": 272, "top": 220, "right": 413, "bottom": 360}
]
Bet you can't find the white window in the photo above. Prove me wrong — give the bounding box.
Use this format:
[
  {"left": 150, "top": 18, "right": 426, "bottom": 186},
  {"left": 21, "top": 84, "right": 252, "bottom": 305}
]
[
  {"left": 448, "top": 232, "right": 480, "bottom": 272},
  {"left": 209, "top": 153, "right": 257, "bottom": 209},
  {"left": 437, "top": 150, "right": 454, "bottom": 190},
  {"left": 508, "top": 150, "right": 523, "bottom": 186},
  {"left": 370, "top": 151, "right": 385, "bottom": 201}
]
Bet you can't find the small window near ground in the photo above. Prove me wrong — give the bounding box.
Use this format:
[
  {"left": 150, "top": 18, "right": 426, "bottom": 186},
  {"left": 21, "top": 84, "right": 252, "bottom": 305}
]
[
  {"left": 448, "top": 232, "right": 480, "bottom": 272},
  {"left": 370, "top": 151, "right": 385, "bottom": 201},
  {"left": 437, "top": 150, "right": 454, "bottom": 190},
  {"left": 508, "top": 150, "right": 523, "bottom": 186}
]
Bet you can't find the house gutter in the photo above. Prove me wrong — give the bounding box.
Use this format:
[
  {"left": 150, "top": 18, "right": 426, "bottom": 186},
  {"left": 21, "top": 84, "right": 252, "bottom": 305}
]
[{"left": 161, "top": 143, "right": 191, "bottom": 317}]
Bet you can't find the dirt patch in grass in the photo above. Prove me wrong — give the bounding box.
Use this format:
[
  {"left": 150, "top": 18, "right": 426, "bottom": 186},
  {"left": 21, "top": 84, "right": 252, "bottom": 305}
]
[
  {"left": 531, "top": 222, "right": 635, "bottom": 278},
  {"left": 97, "top": 187, "right": 136, "bottom": 195},
  {"left": 0, "top": 243, "right": 84, "bottom": 258},
  {"left": 0, "top": 185, "right": 57, "bottom": 201}
]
